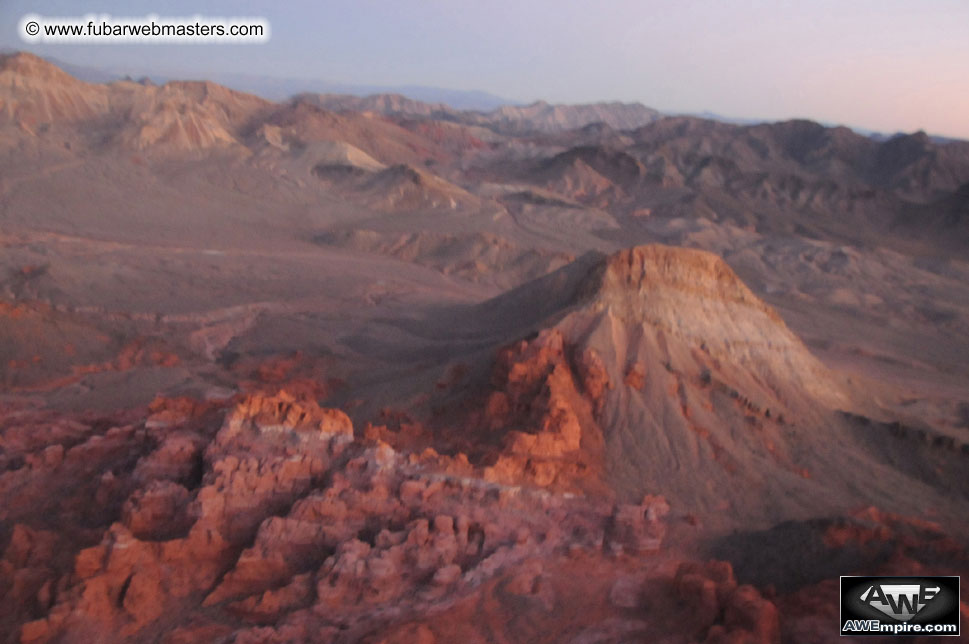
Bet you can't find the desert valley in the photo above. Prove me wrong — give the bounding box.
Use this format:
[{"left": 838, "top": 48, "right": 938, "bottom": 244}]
[{"left": 1, "top": 51, "right": 968, "bottom": 642}]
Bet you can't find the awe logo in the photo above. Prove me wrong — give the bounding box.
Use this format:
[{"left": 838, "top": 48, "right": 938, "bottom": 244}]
[
  {"left": 841, "top": 576, "right": 960, "bottom": 637},
  {"left": 859, "top": 583, "right": 940, "bottom": 621}
]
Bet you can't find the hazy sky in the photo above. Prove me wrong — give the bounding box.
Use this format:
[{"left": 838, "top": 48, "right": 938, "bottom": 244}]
[{"left": 2, "top": 0, "right": 967, "bottom": 138}]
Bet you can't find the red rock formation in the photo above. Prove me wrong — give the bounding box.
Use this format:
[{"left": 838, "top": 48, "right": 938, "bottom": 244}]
[
  {"left": 673, "top": 560, "right": 780, "bottom": 644},
  {"left": 0, "top": 376, "right": 672, "bottom": 642},
  {"left": 3, "top": 383, "right": 966, "bottom": 643},
  {"left": 607, "top": 495, "right": 670, "bottom": 554},
  {"left": 448, "top": 328, "right": 611, "bottom": 493},
  {"left": 220, "top": 390, "right": 352, "bottom": 440},
  {"left": 121, "top": 480, "right": 193, "bottom": 540}
]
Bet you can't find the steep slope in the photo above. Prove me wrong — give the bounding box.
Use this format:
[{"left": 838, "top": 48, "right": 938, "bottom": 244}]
[
  {"left": 892, "top": 180, "right": 969, "bottom": 249},
  {"left": 113, "top": 80, "right": 269, "bottom": 153},
  {"left": 874, "top": 131, "right": 969, "bottom": 197},
  {"left": 531, "top": 145, "right": 648, "bottom": 204},
  {"left": 439, "top": 245, "right": 968, "bottom": 529},
  {"left": 0, "top": 52, "right": 109, "bottom": 130},
  {"left": 307, "top": 156, "right": 481, "bottom": 213},
  {"left": 0, "top": 53, "right": 272, "bottom": 156},
  {"left": 304, "top": 140, "right": 386, "bottom": 172},
  {"left": 259, "top": 99, "right": 450, "bottom": 166},
  {"left": 373, "top": 165, "right": 478, "bottom": 210}
]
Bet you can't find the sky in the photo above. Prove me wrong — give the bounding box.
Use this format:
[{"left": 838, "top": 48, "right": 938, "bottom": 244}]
[{"left": 1, "top": 0, "right": 967, "bottom": 139}]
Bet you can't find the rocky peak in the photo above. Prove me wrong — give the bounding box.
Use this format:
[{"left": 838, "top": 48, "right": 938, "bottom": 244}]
[
  {"left": 593, "top": 245, "right": 773, "bottom": 315},
  {"left": 0, "top": 52, "right": 77, "bottom": 84}
]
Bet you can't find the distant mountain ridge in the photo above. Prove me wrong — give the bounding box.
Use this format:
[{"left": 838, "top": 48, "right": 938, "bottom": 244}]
[
  {"left": 24, "top": 53, "right": 660, "bottom": 133},
  {"left": 26, "top": 53, "right": 512, "bottom": 111},
  {"left": 302, "top": 93, "right": 662, "bottom": 135},
  {"left": 8, "top": 51, "right": 962, "bottom": 142}
]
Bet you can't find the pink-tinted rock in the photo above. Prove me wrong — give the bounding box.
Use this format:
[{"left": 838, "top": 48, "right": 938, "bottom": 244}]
[
  {"left": 121, "top": 480, "right": 192, "bottom": 540},
  {"left": 609, "top": 495, "right": 669, "bottom": 553}
]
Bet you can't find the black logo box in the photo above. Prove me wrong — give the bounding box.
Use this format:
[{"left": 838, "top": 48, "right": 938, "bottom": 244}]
[{"left": 840, "top": 576, "right": 960, "bottom": 637}]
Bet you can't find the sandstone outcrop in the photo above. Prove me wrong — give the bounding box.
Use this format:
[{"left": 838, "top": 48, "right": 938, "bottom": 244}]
[{"left": 1, "top": 386, "right": 676, "bottom": 642}]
